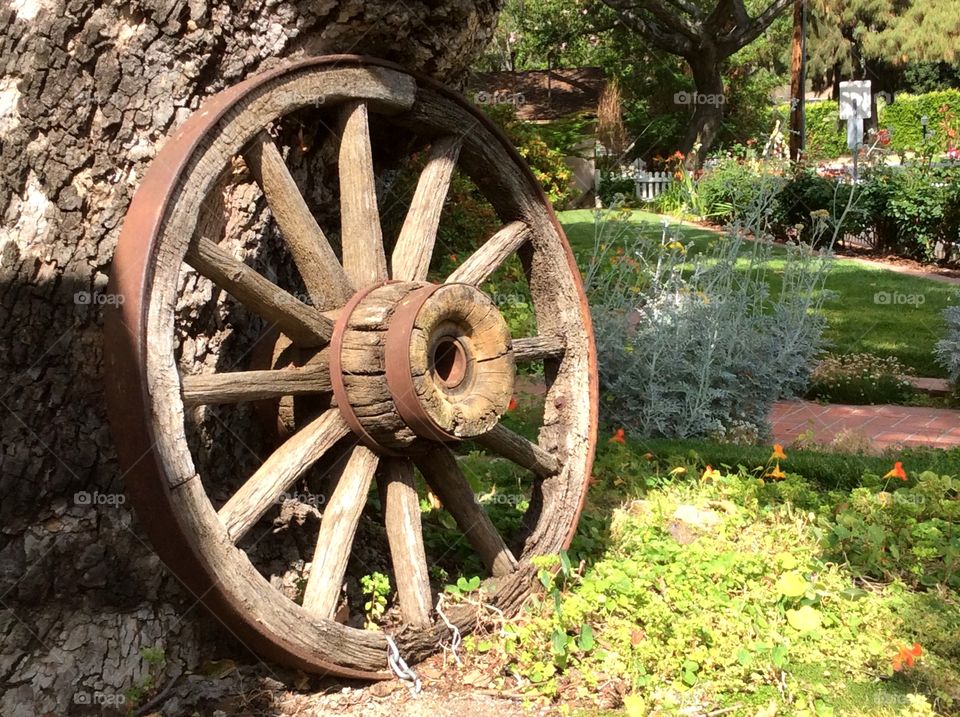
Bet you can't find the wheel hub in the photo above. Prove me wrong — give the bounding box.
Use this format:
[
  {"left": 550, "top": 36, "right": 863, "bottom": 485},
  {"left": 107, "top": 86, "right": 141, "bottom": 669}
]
[{"left": 329, "top": 281, "right": 515, "bottom": 453}]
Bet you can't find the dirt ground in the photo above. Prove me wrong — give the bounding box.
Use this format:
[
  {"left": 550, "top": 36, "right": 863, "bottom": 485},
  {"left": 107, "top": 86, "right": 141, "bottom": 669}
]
[{"left": 138, "top": 653, "right": 563, "bottom": 717}]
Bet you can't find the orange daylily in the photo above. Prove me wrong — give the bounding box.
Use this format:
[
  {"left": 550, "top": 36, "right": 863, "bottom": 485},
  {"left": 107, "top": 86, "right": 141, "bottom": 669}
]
[
  {"left": 892, "top": 643, "right": 922, "bottom": 671},
  {"left": 507, "top": 396, "right": 518, "bottom": 411},
  {"left": 771, "top": 444, "right": 787, "bottom": 461},
  {"left": 767, "top": 463, "right": 787, "bottom": 480},
  {"left": 884, "top": 461, "right": 908, "bottom": 481},
  {"left": 609, "top": 428, "right": 626, "bottom": 444}
]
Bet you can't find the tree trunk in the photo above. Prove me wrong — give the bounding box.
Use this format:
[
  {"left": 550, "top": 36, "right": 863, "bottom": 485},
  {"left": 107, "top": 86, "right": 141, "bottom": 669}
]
[
  {"left": 679, "top": 49, "right": 725, "bottom": 169},
  {"left": 0, "top": 1, "right": 499, "bottom": 714},
  {"left": 789, "top": 0, "right": 806, "bottom": 162}
]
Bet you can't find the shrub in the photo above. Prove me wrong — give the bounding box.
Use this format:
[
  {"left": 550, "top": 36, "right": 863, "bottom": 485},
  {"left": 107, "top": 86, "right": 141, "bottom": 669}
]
[
  {"left": 482, "top": 103, "right": 576, "bottom": 208},
  {"left": 771, "top": 168, "right": 865, "bottom": 247},
  {"left": 935, "top": 305, "right": 960, "bottom": 388},
  {"left": 597, "top": 174, "right": 636, "bottom": 206},
  {"left": 801, "top": 89, "right": 960, "bottom": 160},
  {"left": 820, "top": 471, "right": 960, "bottom": 589},
  {"left": 860, "top": 163, "right": 960, "bottom": 262},
  {"left": 694, "top": 157, "right": 782, "bottom": 224},
  {"left": 585, "top": 196, "right": 835, "bottom": 439},
  {"left": 803, "top": 100, "right": 849, "bottom": 161},
  {"left": 806, "top": 353, "right": 914, "bottom": 405}
]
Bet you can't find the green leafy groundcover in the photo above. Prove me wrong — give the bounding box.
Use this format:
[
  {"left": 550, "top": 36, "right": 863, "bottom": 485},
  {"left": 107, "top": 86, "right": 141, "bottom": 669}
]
[{"left": 455, "top": 447, "right": 960, "bottom": 716}]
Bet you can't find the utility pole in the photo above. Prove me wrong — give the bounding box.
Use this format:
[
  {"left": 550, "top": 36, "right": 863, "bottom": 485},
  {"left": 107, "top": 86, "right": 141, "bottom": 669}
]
[{"left": 789, "top": 0, "right": 807, "bottom": 162}]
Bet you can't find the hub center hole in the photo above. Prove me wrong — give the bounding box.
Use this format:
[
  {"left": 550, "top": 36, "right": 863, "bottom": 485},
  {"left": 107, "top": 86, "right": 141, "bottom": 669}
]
[{"left": 432, "top": 336, "right": 468, "bottom": 389}]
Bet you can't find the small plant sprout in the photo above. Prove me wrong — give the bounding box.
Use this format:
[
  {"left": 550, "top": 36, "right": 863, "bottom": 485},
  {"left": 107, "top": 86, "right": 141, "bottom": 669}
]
[{"left": 360, "top": 572, "right": 390, "bottom": 630}]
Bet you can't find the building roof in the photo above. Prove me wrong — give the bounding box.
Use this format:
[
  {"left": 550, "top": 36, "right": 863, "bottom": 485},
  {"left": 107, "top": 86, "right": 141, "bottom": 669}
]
[{"left": 469, "top": 67, "right": 607, "bottom": 121}]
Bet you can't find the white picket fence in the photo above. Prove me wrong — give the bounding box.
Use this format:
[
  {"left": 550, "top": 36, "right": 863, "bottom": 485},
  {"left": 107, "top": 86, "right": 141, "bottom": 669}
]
[
  {"left": 634, "top": 170, "right": 674, "bottom": 201},
  {"left": 594, "top": 148, "right": 676, "bottom": 203}
]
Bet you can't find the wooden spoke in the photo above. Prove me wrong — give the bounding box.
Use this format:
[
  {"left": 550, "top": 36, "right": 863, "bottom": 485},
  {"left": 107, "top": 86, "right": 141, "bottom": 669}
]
[
  {"left": 474, "top": 423, "right": 560, "bottom": 479},
  {"left": 415, "top": 446, "right": 517, "bottom": 577},
  {"left": 301, "top": 445, "right": 379, "bottom": 619},
  {"left": 218, "top": 410, "right": 349, "bottom": 543},
  {"left": 243, "top": 131, "right": 353, "bottom": 307},
  {"left": 186, "top": 236, "right": 333, "bottom": 347},
  {"left": 338, "top": 101, "right": 388, "bottom": 287},
  {"left": 181, "top": 361, "right": 331, "bottom": 407},
  {"left": 445, "top": 221, "right": 531, "bottom": 286},
  {"left": 377, "top": 459, "right": 432, "bottom": 627},
  {"left": 511, "top": 334, "right": 565, "bottom": 363},
  {"left": 391, "top": 136, "right": 462, "bottom": 282}
]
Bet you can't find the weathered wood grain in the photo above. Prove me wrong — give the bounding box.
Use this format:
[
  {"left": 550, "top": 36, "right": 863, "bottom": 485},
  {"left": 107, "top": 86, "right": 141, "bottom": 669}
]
[
  {"left": 243, "top": 131, "right": 353, "bottom": 307},
  {"left": 378, "top": 459, "right": 432, "bottom": 627},
  {"left": 415, "top": 446, "right": 517, "bottom": 577},
  {"left": 181, "top": 361, "right": 331, "bottom": 406},
  {"left": 302, "top": 445, "right": 379, "bottom": 619},
  {"left": 445, "top": 221, "right": 531, "bottom": 286},
  {"left": 474, "top": 423, "right": 560, "bottom": 479},
  {"left": 218, "top": 410, "right": 349, "bottom": 542},
  {"left": 185, "top": 235, "right": 333, "bottom": 347},
  {"left": 339, "top": 101, "right": 388, "bottom": 287},
  {"left": 391, "top": 136, "right": 462, "bottom": 282}
]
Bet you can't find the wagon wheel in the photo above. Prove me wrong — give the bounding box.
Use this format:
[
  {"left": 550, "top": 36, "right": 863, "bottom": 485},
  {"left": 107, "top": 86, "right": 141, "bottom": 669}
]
[{"left": 105, "top": 55, "right": 597, "bottom": 678}]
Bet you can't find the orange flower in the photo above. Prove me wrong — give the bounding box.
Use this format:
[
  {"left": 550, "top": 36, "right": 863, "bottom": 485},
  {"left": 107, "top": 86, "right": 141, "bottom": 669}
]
[
  {"left": 700, "top": 465, "right": 721, "bottom": 483},
  {"left": 771, "top": 444, "right": 787, "bottom": 461},
  {"left": 892, "top": 643, "right": 922, "bottom": 671},
  {"left": 609, "top": 428, "right": 626, "bottom": 444},
  {"left": 643, "top": 452, "right": 655, "bottom": 461},
  {"left": 507, "top": 396, "right": 518, "bottom": 411},
  {"left": 767, "top": 463, "right": 787, "bottom": 480},
  {"left": 449, "top": 253, "right": 458, "bottom": 263},
  {"left": 883, "top": 461, "right": 908, "bottom": 481}
]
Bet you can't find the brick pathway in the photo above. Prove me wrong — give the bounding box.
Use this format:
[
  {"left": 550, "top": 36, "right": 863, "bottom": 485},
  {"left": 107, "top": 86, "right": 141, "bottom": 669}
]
[{"left": 772, "top": 400, "right": 960, "bottom": 450}]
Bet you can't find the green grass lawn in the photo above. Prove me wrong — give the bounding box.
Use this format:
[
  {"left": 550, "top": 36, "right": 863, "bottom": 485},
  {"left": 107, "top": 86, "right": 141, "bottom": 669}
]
[{"left": 556, "top": 209, "right": 958, "bottom": 378}]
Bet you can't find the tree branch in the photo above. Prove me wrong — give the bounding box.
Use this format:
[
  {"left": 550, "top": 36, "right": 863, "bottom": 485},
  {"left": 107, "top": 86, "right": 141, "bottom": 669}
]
[
  {"left": 601, "top": 0, "right": 696, "bottom": 55},
  {"left": 717, "top": 0, "right": 794, "bottom": 57}
]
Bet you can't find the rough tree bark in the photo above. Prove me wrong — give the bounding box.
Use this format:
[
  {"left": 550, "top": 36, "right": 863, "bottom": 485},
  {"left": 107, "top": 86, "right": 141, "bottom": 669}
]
[{"left": 0, "top": 1, "right": 500, "bottom": 714}]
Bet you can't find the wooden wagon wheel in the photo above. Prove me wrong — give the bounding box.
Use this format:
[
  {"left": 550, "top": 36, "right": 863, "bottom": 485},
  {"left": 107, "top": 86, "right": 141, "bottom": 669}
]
[{"left": 105, "top": 55, "right": 597, "bottom": 678}]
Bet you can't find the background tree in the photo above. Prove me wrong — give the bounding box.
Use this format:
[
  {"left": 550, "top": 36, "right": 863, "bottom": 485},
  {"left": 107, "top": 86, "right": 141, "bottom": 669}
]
[
  {"left": 600, "top": 0, "right": 795, "bottom": 166},
  {"left": 807, "top": 0, "right": 960, "bottom": 126},
  {"left": 476, "top": 0, "right": 791, "bottom": 164},
  {"left": 0, "top": 1, "right": 500, "bottom": 712}
]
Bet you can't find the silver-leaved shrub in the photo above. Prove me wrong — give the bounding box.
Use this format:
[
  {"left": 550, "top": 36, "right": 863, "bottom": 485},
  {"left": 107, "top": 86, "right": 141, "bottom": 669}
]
[
  {"left": 935, "top": 306, "right": 960, "bottom": 388},
  {"left": 585, "top": 191, "right": 839, "bottom": 439}
]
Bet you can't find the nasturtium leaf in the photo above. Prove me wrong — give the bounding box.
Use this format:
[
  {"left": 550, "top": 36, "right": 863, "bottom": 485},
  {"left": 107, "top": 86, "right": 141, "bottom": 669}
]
[
  {"left": 776, "top": 571, "right": 808, "bottom": 598},
  {"left": 538, "top": 569, "right": 553, "bottom": 590},
  {"left": 787, "top": 605, "right": 822, "bottom": 632},
  {"left": 776, "top": 552, "right": 798, "bottom": 570},
  {"left": 623, "top": 694, "right": 647, "bottom": 717},
  {"left": 736, "top": 647, "right": 752, "bottom": 666},
  {"left": 771, "top": 644, "right": 789, "bottom": 668},
  {"left": 578, "top": 623, "right": 595, "bottom": 651}
]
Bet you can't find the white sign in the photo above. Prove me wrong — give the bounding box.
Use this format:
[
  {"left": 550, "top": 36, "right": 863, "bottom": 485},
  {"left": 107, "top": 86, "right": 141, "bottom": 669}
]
[{"left": 839, "top": 80, "right": 872, "bottom": 120}]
